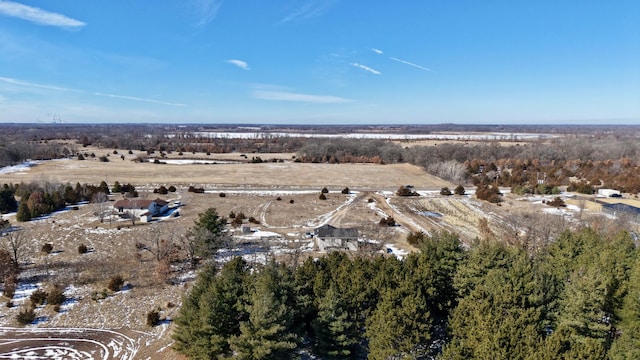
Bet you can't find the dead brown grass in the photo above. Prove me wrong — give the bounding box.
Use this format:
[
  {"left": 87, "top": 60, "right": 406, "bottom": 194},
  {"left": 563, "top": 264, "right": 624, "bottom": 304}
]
[{"left": 0, "top": 153, "right": 449, "bottom": 190}]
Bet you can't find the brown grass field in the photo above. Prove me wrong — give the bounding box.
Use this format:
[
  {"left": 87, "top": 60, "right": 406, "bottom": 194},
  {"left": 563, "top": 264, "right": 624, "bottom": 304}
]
[
  {"left": 0, "top": 148, "right": 595, "bottom": 359},
  {"left": 0, "top": 150, "right": 449, "bottom": 190}
]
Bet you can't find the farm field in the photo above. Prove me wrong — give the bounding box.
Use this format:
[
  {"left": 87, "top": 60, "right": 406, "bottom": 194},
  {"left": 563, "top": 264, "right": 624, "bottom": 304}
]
[
  {"left": 0, "top": 149, "right": 450, "bottom": 191},
  {"left": 0, "top": 149, "right": 605, "bottom": 358}
]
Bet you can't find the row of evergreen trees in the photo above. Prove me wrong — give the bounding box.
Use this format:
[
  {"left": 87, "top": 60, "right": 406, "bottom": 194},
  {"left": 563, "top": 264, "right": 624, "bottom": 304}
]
[
  {"left": 1, "top": 181, "right": 137, "bottom": 221},
  {"left": 172, "top": 228, "right": 640, "bottom": 359}
]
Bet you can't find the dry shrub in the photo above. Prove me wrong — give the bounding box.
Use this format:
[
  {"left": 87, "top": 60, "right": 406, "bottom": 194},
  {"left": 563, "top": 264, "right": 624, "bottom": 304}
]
[
  {"left": 379, "top": 216, "right": 396, "bottom": 227},
  {"left": 78, "top": 244, "right": 88, "bottom": 254},
  {"left": 147, "top": 309, "right": 161, "bottom": 327},
  {"left": 407, "top": 231, "right": 426, "bottom": 246},
  {"left": 47, "top": 284, "right": 66, "bottom": 306},
  {"left": 16, "top": 307, "right": 35, "bottom": 325},
  {"left": 3, "top": 274, "right": 17, "bottom": 299},
  {"left": 30, "top": 288, "right": 48, "bottom": 306},
  {"left": 108, "top": 275, "right": 125, "bottom": 292},
  {"left": 155, "top": 259, "right": 171, "bottom": 285},
  {"left": 41, "top": 243, "right": 53, "bottom": 254}
]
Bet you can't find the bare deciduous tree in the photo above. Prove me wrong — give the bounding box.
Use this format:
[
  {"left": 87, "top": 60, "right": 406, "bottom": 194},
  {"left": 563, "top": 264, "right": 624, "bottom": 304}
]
[
  {"left": 92, "top": 192, "right": 109, "bottom": 223},
  {"left": 144, "top": 223, "right": 179, "bottom": 262},
  {"left": 1, "top": 228, "right": 28, "bottom": 268}
]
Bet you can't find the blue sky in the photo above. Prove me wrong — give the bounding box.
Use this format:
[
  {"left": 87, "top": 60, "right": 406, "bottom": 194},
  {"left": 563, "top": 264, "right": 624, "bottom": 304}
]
[{"left": 0, "top": 1, "right": 638, "bottom": 124}]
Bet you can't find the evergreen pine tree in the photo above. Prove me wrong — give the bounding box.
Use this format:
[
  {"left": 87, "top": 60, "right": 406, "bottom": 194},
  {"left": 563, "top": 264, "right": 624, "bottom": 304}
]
[
  {"left": 173, "top": 258, "right": 250, "bottom": 359},
  {"left": 98, "top": 180, "right": 110, "bottom": 194},
  {"left": 228, "top": 263, "right": 299, "bottom": 359},
  {"left": 16, "top": 201, "right": 30, "bottom": 222},
  {"left": 609, "top": 251, "right": 640, "bottom": 359},
  {"left": 312, "top": 284, "right": 357, "bottom": 359},
  {"left": 443, "top": 246, "right": 547, "bottom": 360},
  {"left": 0, "top": 188, "right": 18, "bottom": 214},
  {"left": 366, "top": 286, "right": 432, "bottom": 360}
]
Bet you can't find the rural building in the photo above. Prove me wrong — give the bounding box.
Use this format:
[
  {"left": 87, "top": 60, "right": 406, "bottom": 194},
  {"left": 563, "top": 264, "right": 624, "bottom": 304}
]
[
  {"left": 112, "top": 198, "right": 169, "bottom": 222},
  {"left": 598, "top": 189, "right": 622, "bottom": 197},
  {"left": 315, "top": 224, "right": 359, "bottom": 252},
  {"left": 602, "top": 203, "right": 640, "bottom": 223}
]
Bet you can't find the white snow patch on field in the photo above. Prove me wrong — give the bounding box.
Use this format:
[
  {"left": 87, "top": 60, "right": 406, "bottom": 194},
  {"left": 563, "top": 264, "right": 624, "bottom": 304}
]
[
  {"left": 543, "top": 207, "right": 575, "bottom": 216},
  {"left": 148, "top": 159, "right": 240, "bottom": 165},
  {"left": 0, "top": 161, "right": 40, "bottom": 174},
  {"left": 384, "top": 244, "right": 409, "bottom": 260},
  {"left": 11, "top": 282, "right": 41, "bottom": 304}
]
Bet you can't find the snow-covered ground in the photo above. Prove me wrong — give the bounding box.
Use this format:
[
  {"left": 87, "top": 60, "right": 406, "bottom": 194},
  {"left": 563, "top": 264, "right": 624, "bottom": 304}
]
[
  {"left": 0, "top": 161, "right": 40, "bottom": 174},
  {"left": 189, "top": 131, "right": 556, "bottom": 141},
  {"left": 147, "top": 159, "right": 240, "bottom": 165},
  {"left": 384, "top": 244, "right": 409, "bottom": 260}
]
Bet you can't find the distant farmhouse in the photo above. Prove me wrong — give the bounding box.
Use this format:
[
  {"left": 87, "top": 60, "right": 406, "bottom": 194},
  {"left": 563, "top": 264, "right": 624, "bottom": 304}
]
[
  {"left": 112, "top": 198, "right": 169, "bottom": 223},
  {"left": 597, "top": 189, "right": 622, "bottom": 198},
  {"left": 315, "top": 224, "right": 359, "bottom": 252}
]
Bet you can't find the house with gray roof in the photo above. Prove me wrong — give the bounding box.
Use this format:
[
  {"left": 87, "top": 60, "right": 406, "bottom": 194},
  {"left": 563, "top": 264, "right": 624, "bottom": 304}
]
[{"left": 315, "top": 224, "right": 359, "bottom": 252}]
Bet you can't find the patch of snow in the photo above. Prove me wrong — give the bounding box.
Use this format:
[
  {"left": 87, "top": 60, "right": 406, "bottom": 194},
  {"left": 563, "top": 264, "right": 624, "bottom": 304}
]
[
  {"left": 11, "top": 282, "right": 41, "bottom": 303},
  {"left": 148, "top": 158, "right": 242, "bottom": 165},
  {"left": 191, "top": 131, "right": 556, "bottom": 141},
  {"left": 419, "top": 211, "right": 443, "bottom": 218},
  {"left": 384, "top": 244, "right": 409, "bottom": 260},
  {"left": 0, "top": 161, "right": 40, "bottom": 174},
  {"left": 542, "top": 207, "right": 574, "bottom": 216}
]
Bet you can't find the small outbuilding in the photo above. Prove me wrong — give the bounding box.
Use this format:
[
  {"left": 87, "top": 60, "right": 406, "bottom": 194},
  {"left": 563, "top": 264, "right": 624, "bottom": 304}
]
[{"left": 598, "top": 189, "right": 622, "bottom": 198}]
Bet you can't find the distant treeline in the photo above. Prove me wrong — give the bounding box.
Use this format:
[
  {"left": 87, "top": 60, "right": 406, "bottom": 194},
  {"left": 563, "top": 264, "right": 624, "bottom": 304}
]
[
  {"left": 2, "top": 124, "right": 640, "bottom": 192},
  {"left": 296, "top": 136, "right": 640, "bottom": 192},
  {"left": 173, "top": 228, "right": 640, "bottom": 359}
]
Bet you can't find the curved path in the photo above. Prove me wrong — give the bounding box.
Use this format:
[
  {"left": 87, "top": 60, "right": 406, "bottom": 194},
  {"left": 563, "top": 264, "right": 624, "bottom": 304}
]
[{"left": 0, "top": 327, "right": 139, "bottom": 360}]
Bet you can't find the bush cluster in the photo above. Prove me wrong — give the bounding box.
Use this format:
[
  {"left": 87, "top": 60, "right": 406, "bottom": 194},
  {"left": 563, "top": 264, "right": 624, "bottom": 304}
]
[
  {"left": 379, "top": 216, "right": 396, "bottom": 227},
  {"left": 188, "top": 186, "right": 205, "bottom": 194},
  {"left": 78, "top": 244, "right": 88, "bottom": 254},
  {"left": 108, "top": 275, "right": 125, "bottom": 292},
  {"left": 396, "top": 186, "right": 419, "bottom": 197},
  {"left": 475, "top": 184, "right": 502, "bottom": 203},
  {"left": 41, "top": 243, "right": 53, "bottom": 254},
  {"left": 147, "top": 309, "right": 161, "bottom": 327},
  {"left": 16, "top": 307, "right": 35, "bottom": 325}
]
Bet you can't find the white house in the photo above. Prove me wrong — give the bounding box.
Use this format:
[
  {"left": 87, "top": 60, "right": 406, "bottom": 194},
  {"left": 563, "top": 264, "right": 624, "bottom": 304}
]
[{"left": 112, "top": 198, "right": 169, "bottom": 222}]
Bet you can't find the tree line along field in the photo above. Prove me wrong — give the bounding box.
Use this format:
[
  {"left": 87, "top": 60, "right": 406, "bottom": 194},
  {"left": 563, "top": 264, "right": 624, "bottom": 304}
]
[{"left": 1, "top": 124, "right": 640, "bottom": 359}]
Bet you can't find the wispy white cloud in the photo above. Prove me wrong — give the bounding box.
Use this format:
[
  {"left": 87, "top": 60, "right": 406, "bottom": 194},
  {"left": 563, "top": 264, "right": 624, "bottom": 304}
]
[
  {"left": 192, "top": 0, "right": 223, "bottom": 26},
  {"left": 280, "top": 0, "right": 337, "bottom": 23},
  {"left": 352, "top": 63, "right": 381, "bottom": 75},
  {"left": 0, "top": 76, "right": 76, "bottom": 92},
  {"left": 371, "top": 48, "right": 384, "bottom": 55},
  {"left": 253, "top": 90, "right": 352, "bottom": 104},
  {"left": 0, "top": 1, "right": 85, "bottom": 28},
  {"left": 1, "top": 76, "right": 186, "bottom": 107},
  {"left": 227, "top": 59, "right": 250, "bottom": 70},
  {"left": 389, "top": 57, "right": 432, "bottom": 72},
  {"left": 94, "top": 92, "right": 186, "bottom": 107}
]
